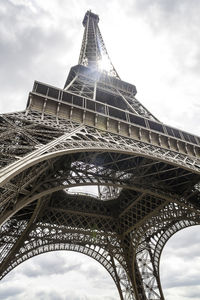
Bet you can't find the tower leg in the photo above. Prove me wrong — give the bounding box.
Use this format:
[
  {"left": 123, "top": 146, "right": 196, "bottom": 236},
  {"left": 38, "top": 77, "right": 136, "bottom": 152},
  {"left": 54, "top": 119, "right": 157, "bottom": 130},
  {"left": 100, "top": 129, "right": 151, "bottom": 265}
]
[
  {"left": 118, "top": 235, "right": 147, "bottom": 300},
  {"left": 0, "top": 200, "right": 43, "bottom": 278}
]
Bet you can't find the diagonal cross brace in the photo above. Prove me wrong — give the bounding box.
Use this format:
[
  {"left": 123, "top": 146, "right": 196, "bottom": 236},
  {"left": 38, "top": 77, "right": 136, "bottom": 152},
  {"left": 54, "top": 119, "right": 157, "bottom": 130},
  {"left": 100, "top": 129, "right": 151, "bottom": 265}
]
[{"left": 0, "top": 125, "right": 85, "bottom": 187}]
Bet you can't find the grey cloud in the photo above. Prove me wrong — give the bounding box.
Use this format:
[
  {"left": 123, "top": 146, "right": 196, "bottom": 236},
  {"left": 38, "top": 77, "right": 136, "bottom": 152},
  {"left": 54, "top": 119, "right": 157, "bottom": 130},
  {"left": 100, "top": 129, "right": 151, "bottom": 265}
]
[
  {"left": 164, "top": 226, "right": 200, "bottom": 250},
  {"left": 36, "top": 290, "right": 90, "bottom": 300},
  {"left": 0, "top": 0, "right": 79, "bottom": 113},
  {"left": 160, "top": 226, "right": 200, "bottom": 298},
  {"left": 0, "top": 286, "right": 24, "bottom": 298},
  {"left": 131, "top": 0, "right": 200, "bottom": 29},
  {"left": 36, "top": 291, "right": 63, "bottom": 300},
  {"left": 183, "top": 288, "right": 200, "bottom": 299},
  {"left": 22, "top": 254, "right": 82, "bottom": 278},
  {"left": 163, "top": 275, "right": 200, "bottom": 289},
  {"left": 91, "top": 279, "right": 116, "bottom": 290},
  {"left": 78, "top": 264, "right": 117, "bottom": 291},
  {"left": 83, "top": 265, "right": 103, "bottom": 279}
]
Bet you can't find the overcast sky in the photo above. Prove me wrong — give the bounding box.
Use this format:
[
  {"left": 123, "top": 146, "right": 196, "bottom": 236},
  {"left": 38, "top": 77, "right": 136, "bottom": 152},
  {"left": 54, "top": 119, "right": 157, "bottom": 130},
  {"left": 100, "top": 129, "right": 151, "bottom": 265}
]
[{"left": 0, "top": 0, "right": 200, "bottom": 299}]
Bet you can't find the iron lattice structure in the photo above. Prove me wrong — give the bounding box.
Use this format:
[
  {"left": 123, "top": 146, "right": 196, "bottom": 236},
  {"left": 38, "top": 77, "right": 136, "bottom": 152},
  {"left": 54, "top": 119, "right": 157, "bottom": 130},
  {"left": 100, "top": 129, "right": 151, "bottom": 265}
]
[{"left": 0, "top": 10, "right": 200, "bottom": 299}]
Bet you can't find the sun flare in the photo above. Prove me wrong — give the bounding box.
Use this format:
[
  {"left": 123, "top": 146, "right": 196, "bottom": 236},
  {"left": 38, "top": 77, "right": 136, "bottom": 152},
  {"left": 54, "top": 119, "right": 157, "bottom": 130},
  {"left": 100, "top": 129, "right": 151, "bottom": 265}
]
[{"left": 98, "top": 55, "right": 111, "bottom": 72}]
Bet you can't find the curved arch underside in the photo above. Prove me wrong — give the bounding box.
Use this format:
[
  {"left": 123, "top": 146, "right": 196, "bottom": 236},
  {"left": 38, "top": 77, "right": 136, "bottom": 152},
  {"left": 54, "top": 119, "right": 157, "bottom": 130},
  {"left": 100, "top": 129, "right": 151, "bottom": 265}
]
[{"left": 0, "top": 111, "right": 200, "bottom": 300}]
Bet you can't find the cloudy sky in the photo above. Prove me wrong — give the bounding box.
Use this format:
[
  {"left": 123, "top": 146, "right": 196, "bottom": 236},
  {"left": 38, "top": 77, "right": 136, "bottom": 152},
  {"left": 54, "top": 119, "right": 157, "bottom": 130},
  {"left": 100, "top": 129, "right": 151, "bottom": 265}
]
[{"left": 0, "top": 0, "right": 200, "bottom": 299}]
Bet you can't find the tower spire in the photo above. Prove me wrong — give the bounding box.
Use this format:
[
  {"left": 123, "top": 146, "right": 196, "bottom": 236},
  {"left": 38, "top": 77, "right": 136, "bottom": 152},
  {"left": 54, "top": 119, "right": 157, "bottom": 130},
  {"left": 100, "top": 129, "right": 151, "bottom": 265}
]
[{"left": 78, "top": 10, "right": 119, "bottom": 78}]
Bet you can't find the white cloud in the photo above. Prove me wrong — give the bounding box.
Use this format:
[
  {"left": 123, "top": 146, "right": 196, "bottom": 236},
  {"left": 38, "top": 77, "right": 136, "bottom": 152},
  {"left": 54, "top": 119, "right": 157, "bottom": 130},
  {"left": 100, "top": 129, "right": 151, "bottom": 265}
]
[
  {"left": 161, "top": 226, "right": 200, "bottom": 299},
  {"left": 1, "top": 252, "right": 118, "bottom": 300}
]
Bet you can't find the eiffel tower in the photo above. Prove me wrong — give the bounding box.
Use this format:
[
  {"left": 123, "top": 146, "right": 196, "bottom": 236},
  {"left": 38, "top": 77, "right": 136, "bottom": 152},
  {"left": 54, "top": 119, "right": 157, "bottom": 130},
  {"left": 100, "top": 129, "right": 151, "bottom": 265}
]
[{"left": 0, "top": 10, "right": 200, "bottom": 300}]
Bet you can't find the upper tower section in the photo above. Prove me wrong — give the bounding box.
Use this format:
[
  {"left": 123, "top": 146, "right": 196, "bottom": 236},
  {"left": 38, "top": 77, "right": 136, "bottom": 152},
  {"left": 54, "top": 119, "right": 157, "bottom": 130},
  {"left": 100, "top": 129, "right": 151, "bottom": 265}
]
[
  {"left": 63, "top": 11, "right": 159, "bottom": 121},
  {"left": 29, "top": 10, "right": 200, "bottom": 148},
  {"left": 78, "top": 10, "right": 119, "bottom": 78}
]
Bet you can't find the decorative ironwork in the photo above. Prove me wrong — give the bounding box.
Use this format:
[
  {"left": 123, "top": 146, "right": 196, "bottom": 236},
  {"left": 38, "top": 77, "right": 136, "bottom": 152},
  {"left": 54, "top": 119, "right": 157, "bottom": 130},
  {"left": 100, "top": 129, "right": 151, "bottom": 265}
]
[{"left": 0, "top": 10, "right": 200, "bottom": 300}]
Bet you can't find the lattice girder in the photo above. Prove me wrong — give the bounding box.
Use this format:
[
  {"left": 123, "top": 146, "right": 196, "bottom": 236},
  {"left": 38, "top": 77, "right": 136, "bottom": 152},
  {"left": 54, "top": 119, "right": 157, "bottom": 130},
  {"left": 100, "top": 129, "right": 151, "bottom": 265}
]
[
  {"left": 130, "top": 201, "right": 200, "bottom": 299},
  {"left": 0, "top": 113, "right": 200, "bottom": 234},
  {"left": 0, "top": 111, "right": 199, "bottom": 299},
  {"left": 0, "top": 153, "right": 199, "bottom": 299},
  {"left": 1, "top": 187, "right": 200, "bottom": 300},
  {"left": 0, "top": 198, "right": 136, "bottom": 300},
  {"left": 1, "top": 149, "right": 199, "bottom": 227},
  {"left": 1, "top": 111, "right": 199, "bottom": 190}
]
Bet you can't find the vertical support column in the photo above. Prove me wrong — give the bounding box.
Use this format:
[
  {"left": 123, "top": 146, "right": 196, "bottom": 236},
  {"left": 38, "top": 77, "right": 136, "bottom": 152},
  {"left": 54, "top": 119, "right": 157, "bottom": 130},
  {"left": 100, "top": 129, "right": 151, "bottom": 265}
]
[
  {"left": 136, "top": 243, "right": 164, "bottom": 300},
  {"left": 110, "top": 255, "right": 125, "bottom": 300},
  {"left": 120, "top": 234, "right": 147, "bottom": 300},
  {"left": 106, "top": 236, "right": 136, "bottom": 299},
  {"left": 147, "top": 243, "right": 165, "bottom": 300},
  {"left": 115, "top": 261, "right": 136, "bottom": 300}
]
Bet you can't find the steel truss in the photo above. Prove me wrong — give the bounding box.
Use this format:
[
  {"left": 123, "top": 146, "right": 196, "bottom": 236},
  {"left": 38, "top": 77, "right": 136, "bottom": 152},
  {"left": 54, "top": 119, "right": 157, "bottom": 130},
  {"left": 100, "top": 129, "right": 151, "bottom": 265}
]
[
  {"left": 0, "top": 10, "right": 200, "bottom": 300},
  {"left": 0, "top": 109, "right": 200, "bottom": 299}
]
